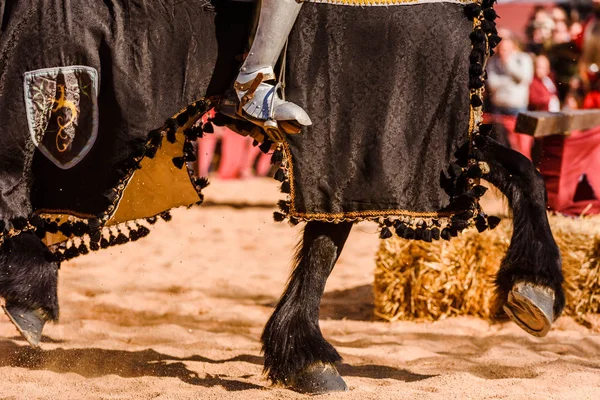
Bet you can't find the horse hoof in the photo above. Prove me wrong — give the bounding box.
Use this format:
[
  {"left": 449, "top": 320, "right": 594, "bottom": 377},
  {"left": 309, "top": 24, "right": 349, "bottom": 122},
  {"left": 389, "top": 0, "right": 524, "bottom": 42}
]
[
  {"left": 2, "top": 303, "right": 47, "bottom": 348},
  {"left": 503, "top": 282, "right": 554, "bottom": 337},
  {"left": 290, "top": 362, "right": 348, "bottom": 394}
]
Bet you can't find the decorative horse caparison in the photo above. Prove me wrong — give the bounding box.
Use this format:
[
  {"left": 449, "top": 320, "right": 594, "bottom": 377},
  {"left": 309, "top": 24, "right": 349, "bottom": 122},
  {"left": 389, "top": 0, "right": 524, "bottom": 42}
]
[{"left": 0, "top": 0, "right": 564, "bottom": 394}]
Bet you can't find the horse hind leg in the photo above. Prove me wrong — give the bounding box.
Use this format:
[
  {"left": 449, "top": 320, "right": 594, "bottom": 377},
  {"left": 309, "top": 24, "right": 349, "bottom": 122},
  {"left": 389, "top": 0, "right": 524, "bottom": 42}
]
[
  {"left": 262, "top": 221, "right": 353, "bottom": 394},
  {"left": 476, "top": 135, "right": 565, "bottom": 337},
  {"left": 0, "top": 231, "right": 59, "bottom": 347}
]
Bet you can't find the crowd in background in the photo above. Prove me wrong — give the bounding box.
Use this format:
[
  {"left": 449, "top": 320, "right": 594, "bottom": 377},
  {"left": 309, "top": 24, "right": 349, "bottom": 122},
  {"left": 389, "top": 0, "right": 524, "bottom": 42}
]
[
  {"left": 487, "top": 4, "right": 591, "bottom": 114},
  {"left": 482, "top": 1, "right": 600, "bottom": 216},
  {"left": 485, "top": 2, "right": 600, "bottom": 156}
]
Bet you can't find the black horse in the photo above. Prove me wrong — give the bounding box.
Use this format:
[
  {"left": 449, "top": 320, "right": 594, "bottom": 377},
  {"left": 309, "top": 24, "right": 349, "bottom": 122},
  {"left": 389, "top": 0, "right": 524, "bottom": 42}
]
[{"left": 0, "top": 0, "right": 564, "bottom": 395}]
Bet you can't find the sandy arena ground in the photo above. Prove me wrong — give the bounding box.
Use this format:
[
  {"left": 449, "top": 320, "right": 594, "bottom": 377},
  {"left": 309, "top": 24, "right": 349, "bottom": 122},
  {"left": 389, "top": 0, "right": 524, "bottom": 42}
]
[{"left": 1, "top": 178, "right": 599, "bottom": 399}]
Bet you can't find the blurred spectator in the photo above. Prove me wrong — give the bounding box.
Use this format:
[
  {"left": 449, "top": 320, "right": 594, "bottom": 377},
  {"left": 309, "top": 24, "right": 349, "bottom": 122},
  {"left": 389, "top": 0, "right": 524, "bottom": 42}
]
[
  {"left": 583, "top": 64, "right": 600, "bottom": 109},
  {"left": 571, "top": 21, "right": 584, "bottom": 41},
  {"left": 563, "top": 77, "right": 585, "bottom": 109},
  {"left": 487, "top": 29, "right": 534, "bottom": 116},
  {"left": 551, "top": 6, "right": 568, "bottom": 27},
  {"left": 529, "top": 55, "right": 560, "bottom": 112},
  {"left": 552, "top": 20, "right": 571, "bottom": 44},
  {"left": 526, "top": 7, "right": 555, "bottom": 54},
  {"left": 569, "top": 7, "right": 583, "bottom": 42},
  {"left": 578, "top": 1, "right": 600, "bottom": 89},
  {"left": 546, "top": 36, "right": 579, "bottom": 102},
  {"left": 563, "top": 93, "right": 580, "bottom": 110},
  {"left": 486, "top": 29, "right": 534, "bottom": 159}
]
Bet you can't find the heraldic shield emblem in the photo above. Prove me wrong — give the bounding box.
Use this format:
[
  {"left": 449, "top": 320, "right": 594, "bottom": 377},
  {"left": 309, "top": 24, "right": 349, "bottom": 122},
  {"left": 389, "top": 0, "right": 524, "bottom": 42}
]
[{"left": 23, "top": 66, "right": 99, "bottom": 169}]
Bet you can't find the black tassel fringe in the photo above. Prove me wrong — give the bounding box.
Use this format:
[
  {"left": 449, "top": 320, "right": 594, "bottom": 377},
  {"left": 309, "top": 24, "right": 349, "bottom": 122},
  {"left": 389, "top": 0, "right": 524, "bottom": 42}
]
[{"left": 377, "top": 0, "right": 501, "bottom": 242}]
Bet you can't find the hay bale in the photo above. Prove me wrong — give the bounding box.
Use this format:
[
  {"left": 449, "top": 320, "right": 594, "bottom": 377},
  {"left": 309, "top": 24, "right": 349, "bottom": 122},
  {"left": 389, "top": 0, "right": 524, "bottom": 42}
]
[{"left": 374, "top": 214, "right": 600, "bottom": 325}]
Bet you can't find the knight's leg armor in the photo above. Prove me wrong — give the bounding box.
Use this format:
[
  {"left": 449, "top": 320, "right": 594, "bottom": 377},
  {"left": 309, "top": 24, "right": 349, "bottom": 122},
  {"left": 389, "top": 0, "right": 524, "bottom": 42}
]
[{"left": 234, "top": 0, "right": 311, "bottom": 140}]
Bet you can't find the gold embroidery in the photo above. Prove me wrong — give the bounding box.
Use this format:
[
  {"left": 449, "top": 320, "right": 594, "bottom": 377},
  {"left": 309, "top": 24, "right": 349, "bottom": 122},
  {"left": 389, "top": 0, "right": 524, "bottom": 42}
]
[{"left": 52, "top": 84, "right": 79, "bottom": 152}]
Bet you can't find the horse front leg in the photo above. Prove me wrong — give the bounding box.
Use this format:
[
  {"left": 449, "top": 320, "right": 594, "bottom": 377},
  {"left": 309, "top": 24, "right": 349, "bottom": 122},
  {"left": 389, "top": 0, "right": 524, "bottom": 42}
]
[
  {"left": 476, "top": 135, "right": 565, "bottom": 337},
  {"left": 0, "top": 231, "right": 59, "bottom": 347},
  {"left": 262, "top": 220, "right": 353, "bottom": 394}
]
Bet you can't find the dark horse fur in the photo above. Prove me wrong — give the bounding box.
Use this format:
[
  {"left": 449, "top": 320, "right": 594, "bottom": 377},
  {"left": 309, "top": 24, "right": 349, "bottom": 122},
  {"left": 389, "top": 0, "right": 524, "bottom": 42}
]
[
  {"left": 262, "top": 222, "right": 352, "bottom": 385},
  {"left": 0, "top": 0, "right": 564, "bottom": 393},
  {"left": 0, "top": 232, "right": 59, "bottom": 321},
  {"left": 261, "top": 136, "right": 564, "bottom": 389},
  {"left": 474, "top": 135, "right": 565, "bottom": 317}
]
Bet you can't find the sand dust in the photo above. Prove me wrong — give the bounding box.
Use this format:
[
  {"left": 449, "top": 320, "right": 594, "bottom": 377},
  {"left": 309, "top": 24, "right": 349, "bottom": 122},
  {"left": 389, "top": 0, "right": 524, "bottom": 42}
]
[{"left": 0, "top": 178, "right": 599, "bottom": 399}]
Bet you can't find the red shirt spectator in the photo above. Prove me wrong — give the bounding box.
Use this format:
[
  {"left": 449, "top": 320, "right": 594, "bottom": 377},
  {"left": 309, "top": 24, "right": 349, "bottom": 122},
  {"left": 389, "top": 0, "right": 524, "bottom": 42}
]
[
  {"left": 583, "top": 90, "right": 600, "bottom": 109},
  {"left": 528, "top": 55, "right": 560, "bottom": 111}
]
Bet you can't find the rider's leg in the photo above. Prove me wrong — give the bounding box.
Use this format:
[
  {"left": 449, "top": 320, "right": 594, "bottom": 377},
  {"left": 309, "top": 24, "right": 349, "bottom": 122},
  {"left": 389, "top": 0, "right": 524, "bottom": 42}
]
[{"left": 233, "top": 0, "right": 311, "bottom": 133}]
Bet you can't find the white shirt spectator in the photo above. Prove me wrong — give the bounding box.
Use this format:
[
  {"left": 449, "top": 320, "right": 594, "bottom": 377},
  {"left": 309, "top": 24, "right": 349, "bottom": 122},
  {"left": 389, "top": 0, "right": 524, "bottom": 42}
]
[
  {"left": 486, "top": 30, "right": 534, "bottom": 113},
  {"left": 487, "top": 51, "right": 534, "bottom": 112}
]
